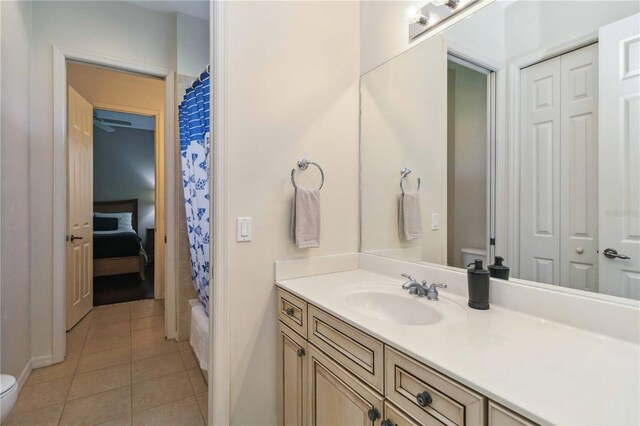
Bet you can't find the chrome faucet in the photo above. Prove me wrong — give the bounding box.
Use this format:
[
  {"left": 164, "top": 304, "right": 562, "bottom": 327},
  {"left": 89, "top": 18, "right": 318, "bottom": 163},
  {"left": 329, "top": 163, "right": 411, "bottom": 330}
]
[{"left": 400, "top": 274, "right": 447, "bottom": 300}]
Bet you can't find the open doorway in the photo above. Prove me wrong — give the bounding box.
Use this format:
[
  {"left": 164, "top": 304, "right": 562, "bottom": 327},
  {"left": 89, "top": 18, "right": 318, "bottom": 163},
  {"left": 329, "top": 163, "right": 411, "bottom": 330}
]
[
  {"left": 92, "top": 109, "right": 156, "bottom": 306},
  {"left": 65, "top": 62, "right": 166, "bottom": 329},
  {"left": 446, "top": 55, "right": 495, "bottom": 268}
]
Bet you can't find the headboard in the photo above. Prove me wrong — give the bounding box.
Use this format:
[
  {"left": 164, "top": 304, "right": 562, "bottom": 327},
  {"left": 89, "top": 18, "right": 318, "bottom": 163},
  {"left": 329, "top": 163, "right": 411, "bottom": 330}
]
[{"left": 93, "top": 199, "right": 138, "bottom": 232}]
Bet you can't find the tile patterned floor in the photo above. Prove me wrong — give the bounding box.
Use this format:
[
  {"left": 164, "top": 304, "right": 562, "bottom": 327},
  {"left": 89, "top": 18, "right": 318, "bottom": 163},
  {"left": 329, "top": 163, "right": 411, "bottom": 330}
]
[{"left": 6, "top": 300, "right": 207, "bottom": 426}]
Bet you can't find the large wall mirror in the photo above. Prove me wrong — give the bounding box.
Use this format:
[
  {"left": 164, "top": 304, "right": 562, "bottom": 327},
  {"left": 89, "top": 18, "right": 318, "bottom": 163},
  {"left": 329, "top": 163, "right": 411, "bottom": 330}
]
[{"left": 360, "top": 0, "right": 640, "bottom": 301}]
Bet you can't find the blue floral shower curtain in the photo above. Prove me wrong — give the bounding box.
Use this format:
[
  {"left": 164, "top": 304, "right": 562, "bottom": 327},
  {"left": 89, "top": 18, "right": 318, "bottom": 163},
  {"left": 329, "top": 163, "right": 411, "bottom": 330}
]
[{"left": 178, "top": 67, "right": 211, "bottom": 314}]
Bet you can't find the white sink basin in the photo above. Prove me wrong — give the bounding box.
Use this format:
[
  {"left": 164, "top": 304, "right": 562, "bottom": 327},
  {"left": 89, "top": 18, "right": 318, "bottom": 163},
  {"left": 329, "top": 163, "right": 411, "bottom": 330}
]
[
  {"left": 344, "top": 292, "right": 442, "bottom": 325},
  {"left": 339, "top": 284, "right": 467, "bottom": 326}
]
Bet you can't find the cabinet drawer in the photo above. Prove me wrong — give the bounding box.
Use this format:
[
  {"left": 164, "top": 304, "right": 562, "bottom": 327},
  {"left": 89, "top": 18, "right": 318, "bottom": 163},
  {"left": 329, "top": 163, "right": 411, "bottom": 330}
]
[
  {"left": 278, "top": 288, "right": 308, "bottom": 338},
  {"left": 385, "top": 347, "right": 485, "bottom": 426},
  {"left": 383, "top": 401, "right": 429, "bottom": 426},
  {"left": 488, "top": 401, "right": 537, "bottom": 426},
  {"left": 307, "top": 305, "right": 384, "bottom": 393}
]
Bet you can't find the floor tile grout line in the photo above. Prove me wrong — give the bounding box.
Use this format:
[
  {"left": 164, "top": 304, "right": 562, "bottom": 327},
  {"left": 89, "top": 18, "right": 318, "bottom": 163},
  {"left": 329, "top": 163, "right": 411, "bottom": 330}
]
[
  {"left": 59, "top": 311, "right": 93, "bottom": 426},
  {"left": 132, "top": 395, "right": 204, "bottom": 423},
  {"left": 131, "top": 384, "right": 193, "bottom": 416}
]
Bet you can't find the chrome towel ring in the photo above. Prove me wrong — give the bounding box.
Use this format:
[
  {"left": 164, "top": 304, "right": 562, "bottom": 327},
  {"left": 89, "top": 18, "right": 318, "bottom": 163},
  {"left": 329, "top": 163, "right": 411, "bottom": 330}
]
[
  {"left": 400, "top": 167, "right": 421, "bottom": 194},
  {"left": 291, "top": 158, "right": 324, "bottom": 191}
]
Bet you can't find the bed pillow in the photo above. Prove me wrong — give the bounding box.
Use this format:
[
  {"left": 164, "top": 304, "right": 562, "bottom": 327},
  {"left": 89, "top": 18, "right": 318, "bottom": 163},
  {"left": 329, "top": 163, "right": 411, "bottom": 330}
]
[
  {"left": 94, "top": 212, "right": 134, "bottom": 232},
  {"left": 93, "top": 216, "right": 119, "bottom": 231}
]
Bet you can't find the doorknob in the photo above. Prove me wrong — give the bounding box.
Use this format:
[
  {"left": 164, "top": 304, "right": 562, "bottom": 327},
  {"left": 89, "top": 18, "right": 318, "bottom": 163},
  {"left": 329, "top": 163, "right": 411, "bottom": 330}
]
[
  {"left": 70, "top": 235, "right": 83, "bottom": 241},
  {"left": 603, "top": 248, "right": 630, "bottom": 260}
]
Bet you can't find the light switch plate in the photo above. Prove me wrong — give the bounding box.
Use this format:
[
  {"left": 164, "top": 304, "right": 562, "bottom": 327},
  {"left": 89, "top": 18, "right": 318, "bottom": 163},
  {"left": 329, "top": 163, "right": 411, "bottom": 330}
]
[
  {"left": 431, "top": 213, "right": 439, "bottom": 230},
  {"left": 237, "top": 217, "right": 252, "bottom": 242}
]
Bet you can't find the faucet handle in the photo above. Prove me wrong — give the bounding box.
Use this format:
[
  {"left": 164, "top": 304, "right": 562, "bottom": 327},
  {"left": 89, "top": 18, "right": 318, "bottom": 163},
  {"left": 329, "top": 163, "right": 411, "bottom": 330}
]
[
  {"left": 430, "top": 282, "right": 447, "bottom": 290},
  {"left": 401, "top": 273, "right": 416, "bottom": 282}
]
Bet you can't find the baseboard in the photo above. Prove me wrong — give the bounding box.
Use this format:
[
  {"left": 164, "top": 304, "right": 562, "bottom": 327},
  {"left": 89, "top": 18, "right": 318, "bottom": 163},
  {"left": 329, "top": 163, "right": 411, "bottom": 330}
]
[
  {"left": 31, "top": 354, "right": 53, "bottom": 369},
  {"left": 16, "top": 359, "right": 33, "bottom": 391}
]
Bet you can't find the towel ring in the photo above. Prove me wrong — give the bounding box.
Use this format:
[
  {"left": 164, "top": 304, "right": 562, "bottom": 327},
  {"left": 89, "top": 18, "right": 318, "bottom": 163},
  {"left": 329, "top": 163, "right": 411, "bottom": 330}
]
[
  {"left": 291, "top": 158, "right": 324, "bottom": 191},
  {"left": 400, "top": 167, "right": 421, "bottom": 195}
]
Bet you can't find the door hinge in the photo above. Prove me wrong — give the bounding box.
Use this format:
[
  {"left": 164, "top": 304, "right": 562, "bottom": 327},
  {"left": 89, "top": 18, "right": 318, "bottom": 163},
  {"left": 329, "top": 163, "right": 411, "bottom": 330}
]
[
  {"left": 490, "top": 238, "right": 496, "bottom": 246},
  {"left": 165, "top": 236, "right": 167, "bottom": 244}
]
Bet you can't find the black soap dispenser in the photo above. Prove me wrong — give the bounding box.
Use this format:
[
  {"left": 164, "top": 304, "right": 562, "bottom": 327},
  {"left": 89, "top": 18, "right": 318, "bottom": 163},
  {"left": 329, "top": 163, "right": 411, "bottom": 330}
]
[
  {"left": 467, "top": 259, "right": 490, "bottom": 310},
  {"left": 488, "top": 256, "right": 510, "bottom": 280}
]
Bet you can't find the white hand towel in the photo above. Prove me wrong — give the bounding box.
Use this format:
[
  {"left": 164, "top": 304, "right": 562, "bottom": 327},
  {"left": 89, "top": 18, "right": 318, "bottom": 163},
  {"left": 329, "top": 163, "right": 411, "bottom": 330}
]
[
  {"left": 399, "top": 191, "right": 422, "bottom": 240},
  {"left": 291, "top": 187, "right": 320, "bottom": 248}
]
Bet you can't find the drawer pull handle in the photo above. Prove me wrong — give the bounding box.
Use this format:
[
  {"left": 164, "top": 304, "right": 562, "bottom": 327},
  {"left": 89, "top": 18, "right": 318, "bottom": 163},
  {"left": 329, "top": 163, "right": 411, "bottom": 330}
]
[
  {"left": 285, "top": 307, "right": 295, "bottom": 316},
  {"left": 296, "top": 348, "right": 305, "bottom": 357},
  {"left": 416, "top": 391, "right": 433, "bottom": 407},
  {"left": 381, "top": 420, "right": 393, "bottom": 426},
  {"left": 367, "top": 408, "right": 380, "bottom": 421}
]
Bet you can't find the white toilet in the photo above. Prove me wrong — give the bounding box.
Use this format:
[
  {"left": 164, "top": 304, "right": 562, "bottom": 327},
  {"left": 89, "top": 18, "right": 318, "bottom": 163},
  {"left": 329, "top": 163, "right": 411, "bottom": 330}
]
[
  {"left": 461, "top": 247, "right": 487, "bottom": 268},
  {"left": 0, "top": 374, "right": 18, "bottom": 424}
]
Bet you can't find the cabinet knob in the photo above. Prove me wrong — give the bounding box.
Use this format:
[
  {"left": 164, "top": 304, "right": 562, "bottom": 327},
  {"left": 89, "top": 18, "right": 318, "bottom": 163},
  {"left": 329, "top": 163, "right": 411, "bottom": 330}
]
[
  {"left": 416, "top": 391, "right": 433, "bottom": 407},
  {"left": 381, "top": 420, "right": 393, "bottom": 426},
  {"left": 285, "top": 307, "right": 294, "bottom": 316},
  {"left": 296, "top": 348, "right": 305, "bottom": 357},
  {"left": 367, "top": 408, "right": 380, "bottom": 421}
]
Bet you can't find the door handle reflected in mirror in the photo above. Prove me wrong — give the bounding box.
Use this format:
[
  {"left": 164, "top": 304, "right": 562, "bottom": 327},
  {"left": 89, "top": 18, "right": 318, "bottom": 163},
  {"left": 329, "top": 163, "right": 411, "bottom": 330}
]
[
  {"left": 69, "top": 235, "right": 83, "bottom": 241},
  {"left": 603, "top": 248, "right": 630, "bottom": 260}
]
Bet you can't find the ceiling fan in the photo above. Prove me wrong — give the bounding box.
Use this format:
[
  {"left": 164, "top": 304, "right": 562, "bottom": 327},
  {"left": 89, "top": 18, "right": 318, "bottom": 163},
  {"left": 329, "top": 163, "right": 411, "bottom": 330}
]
[{"left": 93, "top": 112, "right": 132, "bottom": 133}]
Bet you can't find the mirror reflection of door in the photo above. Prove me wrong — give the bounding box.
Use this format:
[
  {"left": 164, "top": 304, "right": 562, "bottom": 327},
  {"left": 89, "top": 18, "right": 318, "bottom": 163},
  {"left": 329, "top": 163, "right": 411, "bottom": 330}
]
[
  {"left": 446, "top": 56, "right": 493, "bottom": 269},
  {"left": 519, "top": 44, "right": 599, "bottom": 291},
  {"left": 598, "top": 14, "right": 640, "bottom": 299},
  {"left": 519, "top": 13, "right": 640, "bottom": 298}
]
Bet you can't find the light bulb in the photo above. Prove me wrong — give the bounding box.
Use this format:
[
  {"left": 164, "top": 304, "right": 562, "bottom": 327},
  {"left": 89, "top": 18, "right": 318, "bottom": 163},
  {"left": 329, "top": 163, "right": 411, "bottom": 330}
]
[
  {"left": 431, "top": 0, "right": 460, "bottom": 9},
  {"left": 410, "top": 10, "right": 429, "bottom": 26}
]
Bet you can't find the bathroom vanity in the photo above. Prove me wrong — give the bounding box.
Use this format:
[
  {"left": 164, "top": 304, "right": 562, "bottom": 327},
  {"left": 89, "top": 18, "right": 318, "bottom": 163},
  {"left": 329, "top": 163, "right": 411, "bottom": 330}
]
[
  {"left": 274, "top": 255, "right": 640, "bottom": 426},
  {"left": 275, "top": 1, "right": 640, "bottom": 424}
]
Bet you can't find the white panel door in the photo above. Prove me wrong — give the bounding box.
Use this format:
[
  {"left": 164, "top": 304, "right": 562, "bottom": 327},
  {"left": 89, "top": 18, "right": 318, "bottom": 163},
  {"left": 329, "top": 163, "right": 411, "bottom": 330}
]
[
  {"left": 67, "top": 86, "right": 94, "bottom": 330},
  {"left": 520, "top": 57, "right": 561, "bottom": 285},
  {"left": 560, "top": 44, "right": 599, "bottom": 293},
  {"left": 598, "top": 14, "right": 640, "bottom": 300}
]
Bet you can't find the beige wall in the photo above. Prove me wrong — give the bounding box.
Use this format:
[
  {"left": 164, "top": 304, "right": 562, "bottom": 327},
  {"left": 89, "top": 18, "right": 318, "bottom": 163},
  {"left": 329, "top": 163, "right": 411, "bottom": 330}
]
[
  {"left": 29, "top": 0, "right": 176, "bottom": 360},
  {"left": 177, "top": 13, "right": 209, "bottom": 78},
  {"left": 1, "top": 0, "right": 33, "bottom": 380},
  {"left": 360, "top": 35, "right": 447, "bottom": 264},
  {"left": 225, "top": 1, "right": 360, "bottom": 423}
]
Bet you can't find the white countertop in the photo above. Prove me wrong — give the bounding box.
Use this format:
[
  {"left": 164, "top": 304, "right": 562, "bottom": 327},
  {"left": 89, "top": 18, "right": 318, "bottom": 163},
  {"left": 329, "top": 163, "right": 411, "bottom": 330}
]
[{"left": 276, "top": 269, "right": 640, "bottom": 426}]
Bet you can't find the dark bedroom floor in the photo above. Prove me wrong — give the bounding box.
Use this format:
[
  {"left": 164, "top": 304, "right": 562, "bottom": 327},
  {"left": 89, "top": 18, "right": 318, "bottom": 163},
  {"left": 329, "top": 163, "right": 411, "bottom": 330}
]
[{"left": 93, "top": 262, "right": 154, "bottom": 306}]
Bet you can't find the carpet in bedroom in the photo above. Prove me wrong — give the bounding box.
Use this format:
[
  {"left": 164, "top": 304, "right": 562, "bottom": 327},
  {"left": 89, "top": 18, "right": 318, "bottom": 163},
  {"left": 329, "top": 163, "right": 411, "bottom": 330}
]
[{"left": 93, "top": 262, "right": 154, "bottom": 306}]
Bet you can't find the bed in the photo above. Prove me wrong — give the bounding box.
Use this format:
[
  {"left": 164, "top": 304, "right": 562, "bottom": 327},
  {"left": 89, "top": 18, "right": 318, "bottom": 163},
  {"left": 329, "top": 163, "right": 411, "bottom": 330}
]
[{"left": 93, "top": 199, "right": 147, "bottom": 279}]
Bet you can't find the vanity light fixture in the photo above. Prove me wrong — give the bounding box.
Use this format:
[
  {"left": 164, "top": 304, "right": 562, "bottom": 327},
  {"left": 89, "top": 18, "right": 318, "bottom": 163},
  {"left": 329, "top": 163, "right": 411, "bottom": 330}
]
[
  {"left": 408, "top": 0, "right": 480, "bottom": 40},
  {"left": 431, "top": 0, "right": 460, "bottom": 10}
]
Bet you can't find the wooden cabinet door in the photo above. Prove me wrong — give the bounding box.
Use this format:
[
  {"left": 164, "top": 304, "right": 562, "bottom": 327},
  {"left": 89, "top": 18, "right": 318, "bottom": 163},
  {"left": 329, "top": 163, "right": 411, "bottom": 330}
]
[
  {"left": 278, "top": 322, "right": 307, "bottom": 426},
  {"left": 306, "top": 344, "right": 384, "bottom": 426}
]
